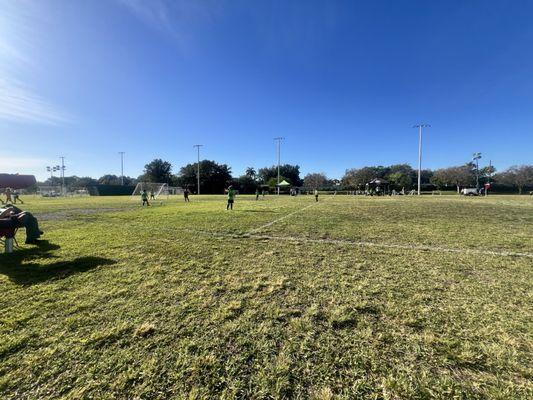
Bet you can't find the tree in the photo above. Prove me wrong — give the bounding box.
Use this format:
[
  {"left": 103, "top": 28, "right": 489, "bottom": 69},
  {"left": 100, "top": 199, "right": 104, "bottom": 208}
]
[
  {"left": 97, "top": 174, "right": 135, "bottom": 185},
  {"left": 245, "top": 167, "right": 257, "bottom": 180},
  {"left": 387, "top": 172, "right": 412, "bottom": 190},
  {"left": 341, "top": 167, "right": 382, "bottom": 188},
  {"left": 177, "top": 160, "right": 232, "bottom": 194},
  {"left": 73, "top": 176, "right": 98, "bottom": 188},
  {"left": 235, "top": 167, "right": 259, "bottom": 194},
  {"left": 431, "top": 165, "right": 474, "bottom": 192},
  {"left": 303, "top": 173, "right": 328, "bottom": 189},
  {"left": 386, "top": 164, "right": 414, "bottom": 190},
  {"left": 420, "top": 169, "right": 434, "bottom": 185},
  {"left": 140, "top": 159, "right": 173, "bottom": 183},
  {"left": 236, "top": 175, "right": 257, "bottom": 194},
  {"left": 496, "top": 165, "right": 533, "bottom": 194},
  {"left": 258, "top": 164, "right": 302, "bottom": 186},
  {"left": 98, "top": 174, "right": 121, "bottom": 185}
]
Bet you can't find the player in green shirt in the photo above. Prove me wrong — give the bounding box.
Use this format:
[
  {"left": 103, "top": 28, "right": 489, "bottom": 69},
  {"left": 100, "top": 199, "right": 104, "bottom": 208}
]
[
  {"left": 141, "top": 189, "right": 150, "bottom": 206},
  {"left": 226, "top": 186, "right": 236, "bottom": 210}
]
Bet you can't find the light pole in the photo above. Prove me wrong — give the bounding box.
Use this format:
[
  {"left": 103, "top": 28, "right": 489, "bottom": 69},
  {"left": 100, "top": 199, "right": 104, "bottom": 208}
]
[
  {"left": 119, "top": 152, "right": 125, "bottom": 185},
  {"left": 46, "top": 165, "right": 60, "bottom": 182},
  {"left": 274, "top": 137, "right": 284, "bottom": 195},
  {"left": 413, "top": 124, "right": 430, "bottom": 195},
  {"left": 473, "top": 152, "right": 482, "bottom": 191},
  {"left": 193, "top": 144, "right": 203, "bottom": 195},
  {"left": 59, "top": 156, "right": 66, "bottom": 195}
]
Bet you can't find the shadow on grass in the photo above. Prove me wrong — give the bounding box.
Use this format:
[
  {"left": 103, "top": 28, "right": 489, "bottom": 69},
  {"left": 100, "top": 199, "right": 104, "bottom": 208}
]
[{"left": 0, "top": 240, "right": 115, "bottom": 285}]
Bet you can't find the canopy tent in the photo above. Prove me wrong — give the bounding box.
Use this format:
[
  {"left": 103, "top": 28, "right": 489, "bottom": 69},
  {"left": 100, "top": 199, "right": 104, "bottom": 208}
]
[
  {"left": 368, "top": 178, "right": 388, "bottom": 186},
  {"left": 276, "top": 180, "right": 291, "bottom": 187},
  {"left": 366, "top": 178, "right": 389, "bottom": 195}
]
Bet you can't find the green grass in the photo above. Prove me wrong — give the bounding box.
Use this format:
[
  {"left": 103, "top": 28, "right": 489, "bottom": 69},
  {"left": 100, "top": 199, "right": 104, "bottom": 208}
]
[{"left": 1, "top": 194, "right": 532, "bottom": 399}]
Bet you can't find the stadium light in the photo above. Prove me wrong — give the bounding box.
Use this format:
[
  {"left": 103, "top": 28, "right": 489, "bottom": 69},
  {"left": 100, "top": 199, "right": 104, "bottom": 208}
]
[
  {"left": 193, "top": 144, "right": 203, "bottom": 195},
  {"left": 119, "top": 152, "right": 125, "bottom": 185},
  {"left": 59, "top": 156, "right": 66, "bottom": 196},
  {"left": 46, "top": 165, "right": 60, "bottom": 181},
  {"left": 413, "top": 124, "right": 430, "bottom": 195},
  {"left": 274, "top": 137, "right": 284, "bottom": 195}
]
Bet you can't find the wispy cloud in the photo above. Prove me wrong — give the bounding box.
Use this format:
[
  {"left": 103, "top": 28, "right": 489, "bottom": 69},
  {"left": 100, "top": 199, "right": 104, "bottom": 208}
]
[
  {"left": 118, "top": 0, "right": 174, "bottom": 33},
  {"left": 0, "top": 0, "right": 71, "bottom": 125},
  {"left": 0, "top": 77, "right": 70, "bottom": 125},
  {"left": 0, "top": 154, "right": 51, "bottom": 180},
  {"left": 117, "top": 0, "right": 221, "bottom": 46}
]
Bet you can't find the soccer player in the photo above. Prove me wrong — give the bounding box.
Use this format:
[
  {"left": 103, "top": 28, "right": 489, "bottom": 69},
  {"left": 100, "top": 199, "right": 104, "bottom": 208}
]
[
  {"left": 226, "top": 185, "right": 235, "bottom": 210},
  {"left": 314, "top": 188, "right": 319, "bottom": 202},
  {"left": 183, "top": 188, "right": 190, "bottom": 202},
  {"left": 5, "top": 188, "right": 13, "bottom": 203},
  {"left": 13, "top": 190, "right": 23, "bottom": 204},
  {"left": 255, "top": 188, "right": 260, "bottom": 200},
  {"left": 141, "top": 190, "right": 150, "bottom": 206},
  {"left": 149, "top": 189, "right": 155, "bottom": 200}
]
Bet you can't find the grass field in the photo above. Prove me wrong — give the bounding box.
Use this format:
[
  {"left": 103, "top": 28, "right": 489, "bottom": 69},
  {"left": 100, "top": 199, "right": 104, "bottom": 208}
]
[{"left": 1, "top": 194, "right": 532, "bottom": 399}]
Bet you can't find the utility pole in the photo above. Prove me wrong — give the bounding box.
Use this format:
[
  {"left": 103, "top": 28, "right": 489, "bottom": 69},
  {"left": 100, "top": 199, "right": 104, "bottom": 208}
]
[
  {"left": 193, "top": 145, "right": 203, "bottom": 195},
  {"left": 119, "top": 152, "right": 125, "bottom": 185},
  {"left": 59, "top": 156, "right": 66, "bottom": 195},
  {"left": 413, "top": 124, "right": 430, "bottom": 196},
  {"left": 274, "top": 137, "right": 284, "bottom": 195},
  {"left": 487, "top": 159, "right": 492, "bottom": 196},
  {"left": 473, "top": 152, "right": 482, "bottom": 191}
]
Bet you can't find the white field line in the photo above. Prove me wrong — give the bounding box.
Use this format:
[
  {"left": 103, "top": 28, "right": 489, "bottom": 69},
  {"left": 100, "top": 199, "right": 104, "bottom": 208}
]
[
  {"left": 248, "top": 202, "right": 319, "bottom": 234},
  {"left": 171, "top": 229, "right": 533, "bottom": 259},
  {"left": 248, "top": 195, "right": 332, "bottom": 234}
]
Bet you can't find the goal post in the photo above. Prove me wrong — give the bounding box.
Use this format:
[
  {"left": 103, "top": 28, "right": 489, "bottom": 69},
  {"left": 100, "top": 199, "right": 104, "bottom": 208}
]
[{"left": 131, "top": 182, "right": 169, "bottom": 199}]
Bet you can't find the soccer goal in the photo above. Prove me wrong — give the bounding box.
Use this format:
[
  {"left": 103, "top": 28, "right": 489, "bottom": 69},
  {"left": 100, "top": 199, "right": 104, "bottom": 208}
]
[
  {"left": 167, "top": 186, "right": 184, "bottom": 195},
  {"left": 131, "top": 182, "right": 169, "bottom": 199}
]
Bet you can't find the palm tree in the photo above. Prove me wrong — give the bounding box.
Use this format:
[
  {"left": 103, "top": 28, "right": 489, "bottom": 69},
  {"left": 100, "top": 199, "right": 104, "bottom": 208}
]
[{"left": 245, "top": 167, "right": 256, "bottom": 180}]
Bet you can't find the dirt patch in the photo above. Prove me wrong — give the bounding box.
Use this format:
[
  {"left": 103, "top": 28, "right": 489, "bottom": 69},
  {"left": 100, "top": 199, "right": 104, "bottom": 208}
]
[{"left": 37, "top": 207, "right": 134, "bottom": 221}]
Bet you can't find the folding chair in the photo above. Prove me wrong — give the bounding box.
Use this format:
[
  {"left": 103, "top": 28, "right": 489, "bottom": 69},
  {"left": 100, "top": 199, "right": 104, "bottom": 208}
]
[{"left": 0, "top": 227, "right": 19, "bottom": 253}]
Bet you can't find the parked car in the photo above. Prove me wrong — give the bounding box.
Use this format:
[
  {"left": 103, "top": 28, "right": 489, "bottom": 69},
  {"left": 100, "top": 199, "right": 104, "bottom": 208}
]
[{"left": 461, "top": 188, "right": 479, "bottom": 196}]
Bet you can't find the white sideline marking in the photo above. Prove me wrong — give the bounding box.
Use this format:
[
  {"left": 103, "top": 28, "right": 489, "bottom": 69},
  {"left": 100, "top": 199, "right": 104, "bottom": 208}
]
[
  {"left": 247, "top": 234, "right": 533, "bottom": 259},
  {"left": 181, "top": 229, "right": 533, "bottom": 259},
  {"left": 248, "top": 201, "right": 319, "bottom": 234}
]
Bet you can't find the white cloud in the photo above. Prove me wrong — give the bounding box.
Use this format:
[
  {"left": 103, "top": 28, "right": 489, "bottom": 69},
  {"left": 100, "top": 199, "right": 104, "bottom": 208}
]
[
  {"left": 117, "top": 0, "right": 222, "bottom": 46},
  {"left": 118, "top": 0, "right": 173, "bottom": 33},
  {"left": 0, "top": 77, "right": 71, "bottom": 125},
  {"left": 0, "top": 0, "right": 71, "bottom": 125},
  {"left": 0, "top": 155, "right": 51, "bottom": 181}
]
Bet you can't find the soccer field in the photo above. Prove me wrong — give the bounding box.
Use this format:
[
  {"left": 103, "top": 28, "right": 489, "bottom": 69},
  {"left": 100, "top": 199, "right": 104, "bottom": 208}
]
[{"left": 1, "top": 194, "right": 532, "bottom": 399}]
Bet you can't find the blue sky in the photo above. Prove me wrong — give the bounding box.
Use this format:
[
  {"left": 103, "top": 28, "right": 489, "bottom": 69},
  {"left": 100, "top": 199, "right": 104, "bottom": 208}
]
[{"left": 1, "top": 0, "right": 532, "bottom": 181}]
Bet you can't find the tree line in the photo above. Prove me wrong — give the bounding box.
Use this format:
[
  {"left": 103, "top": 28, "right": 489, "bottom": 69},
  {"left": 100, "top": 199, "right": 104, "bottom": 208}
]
[{"left": 41, "top": 158, "right": 533, "bottom": 194}]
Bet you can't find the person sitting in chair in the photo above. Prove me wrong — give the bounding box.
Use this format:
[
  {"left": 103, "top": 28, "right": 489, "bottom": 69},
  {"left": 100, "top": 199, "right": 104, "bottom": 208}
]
[{"left": 0, "top": 205, "right": 43, "bottom": 244}]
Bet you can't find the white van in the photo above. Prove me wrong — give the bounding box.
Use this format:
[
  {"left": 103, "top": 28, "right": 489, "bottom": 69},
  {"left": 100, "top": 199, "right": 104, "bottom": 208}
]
[{"left": 461, "top": 188, "right": 479, "bottom": 196}]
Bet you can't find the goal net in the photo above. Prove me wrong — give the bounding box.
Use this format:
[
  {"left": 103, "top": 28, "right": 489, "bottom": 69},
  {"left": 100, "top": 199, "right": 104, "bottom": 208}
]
[
  {"left": 167, "top": 186, "right": 184, "bottom": 195},
  {"left": 131, "top": 182, "right": 168, "bottom": 199}
]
